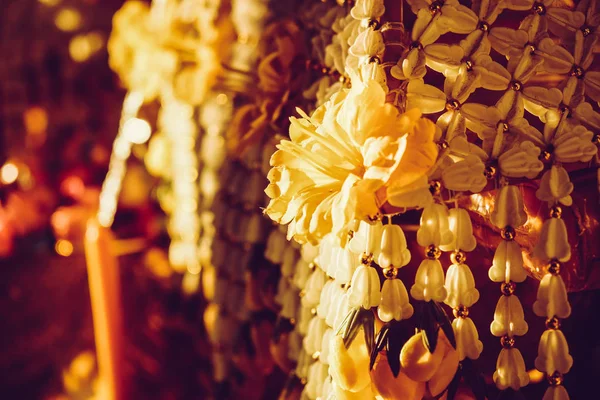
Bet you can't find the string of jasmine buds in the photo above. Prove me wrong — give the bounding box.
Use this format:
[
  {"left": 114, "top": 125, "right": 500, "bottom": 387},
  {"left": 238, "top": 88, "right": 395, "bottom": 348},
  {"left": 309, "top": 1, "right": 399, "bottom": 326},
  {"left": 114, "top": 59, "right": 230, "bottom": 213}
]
[
  {"left": 442, "top": 207, "right": 483, "bottom": 361},
  {"left": 489, "top": 185, "right": 530, "bottom": 391},
  {"left": 410, "top": 201, "right": 450, "bottom": 304},
  {"left": 97, "top": 91, "right": 146, "bottom": 227},
  {"left": 532, "top": 165, "right": 574, "bottom": 400},
  {"left": 159, "top": 89, "right": 200, "bottom": 276}
]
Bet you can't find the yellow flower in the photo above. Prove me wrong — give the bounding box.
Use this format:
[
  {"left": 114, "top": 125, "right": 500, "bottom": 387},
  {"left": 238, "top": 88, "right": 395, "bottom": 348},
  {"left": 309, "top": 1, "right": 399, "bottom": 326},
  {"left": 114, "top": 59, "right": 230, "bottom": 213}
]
[
  {"left": 264, "top": 80, "right": 437, "bottom": 245},
  {"left": 227, "top": 20, "right": 302, "bottom": 156},
  {"left": 370, "top": 351, "right": 426, "bottom": 400},
  {"left": 329, "top": 333, "right": 371, "bottom": 393}
]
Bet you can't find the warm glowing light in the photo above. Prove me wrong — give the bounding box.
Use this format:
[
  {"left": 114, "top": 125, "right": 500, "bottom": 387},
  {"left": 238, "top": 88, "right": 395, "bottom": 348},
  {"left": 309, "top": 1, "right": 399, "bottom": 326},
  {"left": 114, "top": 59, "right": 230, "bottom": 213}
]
[
  {"left": 1, "top": 163, "right": 19, "bottom": 185},
  {"left": 39, "top": 0, "right": 61, "bottom": 5},
  {"left": 123, "top": 118, "right": 152, "bottom": 144},
  {"left": 56, "top": 239, "right": 74, "bottom": 257},
  {"left": 525, "top": 215, "right": 543, "bottom": 231},
  {"left": 51, "top": 210, "right": 70, "bottom": 237},
  {"left": 55, "top": 8, "right": 82, "bottom": 32},
  {"left": 528, "top": 368, "right": 545, "bottom": 383},
  {"left": 24, "top": 107, "right": 48, "bottom": 135},
  {"left": 469, "top": 193, "right": 493, "bottom": 215},
  {"left": 69, "top": 32, "right": 104, "bottom": 62},
  {"left": 61, "top": 176, "right": 85, "bottom": 199}
]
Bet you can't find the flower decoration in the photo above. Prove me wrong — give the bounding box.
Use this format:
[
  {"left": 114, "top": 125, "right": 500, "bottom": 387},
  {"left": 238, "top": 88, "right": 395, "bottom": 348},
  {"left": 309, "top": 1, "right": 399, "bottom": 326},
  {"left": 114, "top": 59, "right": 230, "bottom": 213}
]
[
  {"left": 264, "top": 81, "right": 437, "bottom": 244},
  {"left": 226, "top": 20, "right": 305, "bottom": 156}
]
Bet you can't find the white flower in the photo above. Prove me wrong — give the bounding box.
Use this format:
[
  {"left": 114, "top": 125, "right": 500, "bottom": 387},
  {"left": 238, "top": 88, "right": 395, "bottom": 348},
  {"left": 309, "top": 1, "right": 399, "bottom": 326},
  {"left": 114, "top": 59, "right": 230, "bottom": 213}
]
[
  {"left": 536, "top": 166, "right": 574, "bottom": 206},
  {"left": 441, "top": 155, "right": 488, "bottom": 193},
  {"left": 348, "top": 264, "right": 381, "bottom": 309},
  {"left": 493, "top": 348, "right": 530, "bottom": 390},
  {"left": 320, "top": 328, "right": 333, "bottom": 365},
  {"left": 491, "top": 294, "right": 528, "bottom": 337},
  {"left": 377, "top": 224, "right": 411, "bottom": 268},
  {"left": 440, "top": 208, "right": 477, "bottom": 252},
  {"left": 489, "top": 240, "right": 528, "bottom": 283},
  {"left": 452, "top": 317, "right": 483, "bottom": 360},
  {"left": 542, "top": 385, "right": 570, "bottom": 400},
  {"left": 348, "top": 220, "right": 383, "bottom": 257},
  {"left": 335, "top": 246, "right": 359, "bottom": 284},
  {"left": 350, "top": 0, "right": 385, "bottom": 21},
  {"left": 304, "top": 316, "right": 329, "bottom": 356},
  {"left": 498, "top": 141, "right": 544, "bottom": 179},
  {"left": 416, "top": 203, "right": 454, "bottom": 247},
  {"left": 535, "top": 329, "right": 573, "bottom": 375},
  {"left": 444, "top": 263, "right": 480, "bottom": 308},
  {"left": 306, "top": 360, "right": 329, "bottom": 399},
  {"left": 490, "top": 185, "right": 527, "bottom": 229},
  {"left": 411, "top": 259, "right": 448, "bottom": 302},
  {"left": 533, "top": 273, "right": 572, "bottom": 319},
  {"left": 551, "top": 120, "right": 598, "bottom": 164},
  {"left": 378, "top": 279, "right": 413, "bottom": 322},
  {"left": 317, "top": 280, "right": 335, "bottom": 319},
  {"left": 265, "top": 81, "right": 438, "bottom": 245},
  {"left": 533, "top": 218, "right": 572, "bottom": 263},
  {"left": 302, "top": 269, "right": 327, "bottom": 308}
]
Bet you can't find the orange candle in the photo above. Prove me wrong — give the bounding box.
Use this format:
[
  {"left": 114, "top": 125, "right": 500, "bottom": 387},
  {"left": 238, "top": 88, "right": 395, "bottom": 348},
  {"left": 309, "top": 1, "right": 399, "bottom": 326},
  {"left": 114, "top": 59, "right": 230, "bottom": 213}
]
[{"left": 84, "top": 217, "right": 125, "bottom": 400}]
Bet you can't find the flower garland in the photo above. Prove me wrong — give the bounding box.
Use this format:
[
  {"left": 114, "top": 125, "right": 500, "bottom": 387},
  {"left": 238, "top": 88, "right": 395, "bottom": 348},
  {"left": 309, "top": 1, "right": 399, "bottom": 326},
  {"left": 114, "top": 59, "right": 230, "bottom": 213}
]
[{"left": 263, "top": 0, "right": 599, "bottom": 398}]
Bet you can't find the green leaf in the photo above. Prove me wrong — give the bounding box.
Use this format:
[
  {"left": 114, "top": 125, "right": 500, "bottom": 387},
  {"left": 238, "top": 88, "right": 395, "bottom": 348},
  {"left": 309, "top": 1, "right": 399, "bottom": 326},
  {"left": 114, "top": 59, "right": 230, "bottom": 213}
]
[{"left": 370, "top": 324, "right": 389, "bottom": 371}]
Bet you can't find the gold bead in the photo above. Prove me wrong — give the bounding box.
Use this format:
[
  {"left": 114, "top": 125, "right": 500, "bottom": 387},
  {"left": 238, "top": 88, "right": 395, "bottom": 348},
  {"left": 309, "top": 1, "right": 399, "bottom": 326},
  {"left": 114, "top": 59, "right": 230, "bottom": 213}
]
[
  {"left": 361, "top": 252, "right": 373, "bottom": 265},
  {"left": 478, "top": 21, "right": 489, "bottom": 31},
  {"left": 546, "top": 317, "right": 561, "bottom": 330},
  {"left": 368, "top": 19, "right": 380, "bottom": 30},
  {"left": 582, "top": 25, "right": 592, "bottom": 37},
  {"left": 539, "top": 150, "right": 552, "bottom": 162},
  {"left": 429, "top": 1, "right": 442, "bottom": 14},
  {"left": 429, "top": 180, "right": 442, "bottom": 195},
  {"left": 510, "top": 80, "right": 522, "bottom": 91},
  {"left": 312, "top": 351, "right": 321, "bottom": 360},
  {"left": 439, "top": 140, "right": 450, "bottom": 150},
  {"left": 548, "top": 260, "right": 561, "bottom": 275},
  {"left": 445, "top": 99, "right": 460, "bottom": 111},
  {"left": 547, "top": 371, "right": 564, "bottom": 386},
  {"left": 501, "top": 335, "right": 515, "bottom": 349},
  {"left": 593, "top": 133, "right": 600, "bottom": 145},
  {"left": 501, "top": 226, "right": 516, "bottom": 241},
  {"left": 501, "top": 281, "right": 516, "bottom": 296},
  {"left": 308, "top": 262, "right": 316, "bottom": 270},
  {"left": 450, "top": 250, "right": 466, "bottom": 264},
  {"left": 533, "top": 2, "right": 546, "bottom": 15},
  {"left": 550, "top": 205, "right": 562, "bottom": 219},
  {"left": 453, "top": 305, "right": 469, "bottom": 319},
  {"left": 465, "top": 60, "right": 473, "bottom": 71},
  {"left": 425, "top": 245, "right": 442, "bottom": 260},
  {"left": 484, "top": 165, "right": 496, "bottom": 180},
  {"left": 570, "top": 65, "right": 584, "bottom": 78},
  {"left": 368, "top": 55, "right": 381, "bottom": 64},
  {"left": 410, "top": 41, "right": 423, "bottom": 50},
  {"left": 310, "top": 307, "right": 317, "bottom": 316},
  {"left": 383, "top": 267, "right": 398, "bottom": 279}
]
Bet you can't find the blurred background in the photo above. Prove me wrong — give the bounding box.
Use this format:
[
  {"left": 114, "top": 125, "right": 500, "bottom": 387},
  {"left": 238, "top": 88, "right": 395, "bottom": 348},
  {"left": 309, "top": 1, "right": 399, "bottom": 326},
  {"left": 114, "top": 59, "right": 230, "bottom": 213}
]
[{"left": 1, "top": 1, "right": 214, "bottom": 398}]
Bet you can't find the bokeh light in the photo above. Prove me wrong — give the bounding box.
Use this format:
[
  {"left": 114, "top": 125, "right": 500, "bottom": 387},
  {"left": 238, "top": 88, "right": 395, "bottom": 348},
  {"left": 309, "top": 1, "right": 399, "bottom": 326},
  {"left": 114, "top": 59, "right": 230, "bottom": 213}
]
[
  {"left": 1, "top": 163, "right": 19, "bottom": 185},
  {"left": 55, "top": 239, "right": 74, "bottom": 257},
  {"left": 55, "top": 8, "right": 82, "bottom": 32},
  {"left": 123, "top": 118, "right": 152, "bottom": 144}
]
